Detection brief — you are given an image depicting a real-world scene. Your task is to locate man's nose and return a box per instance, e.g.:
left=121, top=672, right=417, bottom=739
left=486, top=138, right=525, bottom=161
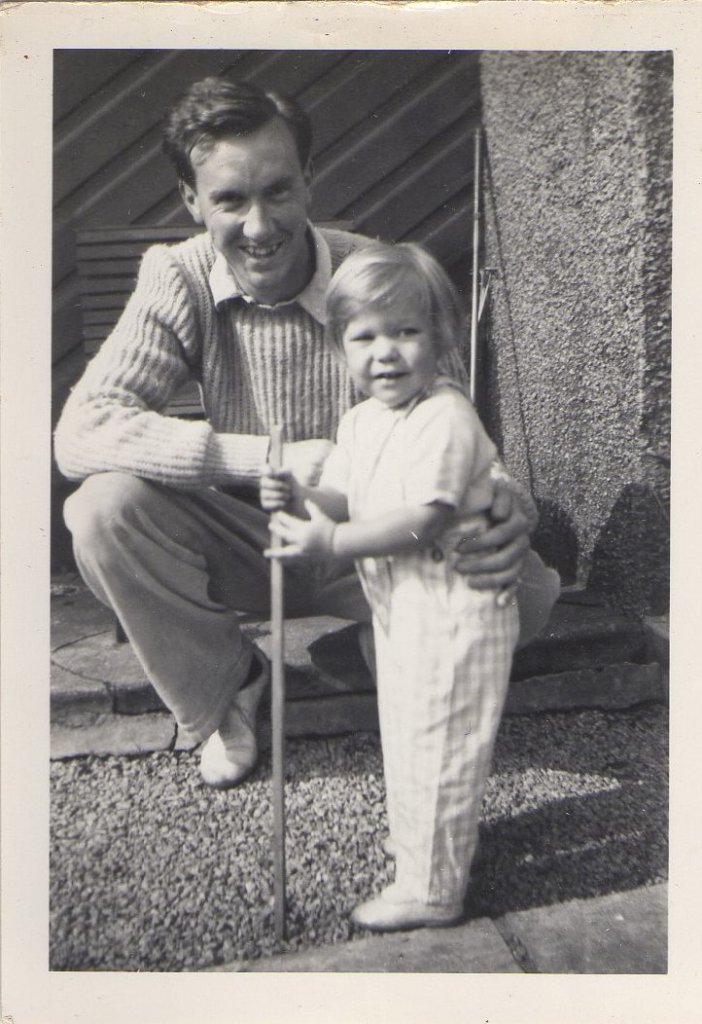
left=242, top=200, right=273, bottom=239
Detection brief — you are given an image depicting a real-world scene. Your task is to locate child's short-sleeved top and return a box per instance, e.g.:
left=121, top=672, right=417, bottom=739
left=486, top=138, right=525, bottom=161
left=320, top=376, right=496, bottom=523
left=320, top=377, right=498, bottom=624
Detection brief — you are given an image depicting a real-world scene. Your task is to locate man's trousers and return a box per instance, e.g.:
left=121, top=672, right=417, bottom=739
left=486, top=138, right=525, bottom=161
left=64, top=472, right=558, bottom=745
left=64, top=472, right=369, bottom=743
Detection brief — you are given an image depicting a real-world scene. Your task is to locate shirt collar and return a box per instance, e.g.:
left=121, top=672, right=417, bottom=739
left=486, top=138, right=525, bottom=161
left=209, top=223, right=331, bottom=324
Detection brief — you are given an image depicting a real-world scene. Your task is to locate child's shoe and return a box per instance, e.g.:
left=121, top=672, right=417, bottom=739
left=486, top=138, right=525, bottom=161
left=382, top=834, right=397, bottom=858
left=199, top=649, right=269, bottom=788
left=351, top=883, right=463, bottom=932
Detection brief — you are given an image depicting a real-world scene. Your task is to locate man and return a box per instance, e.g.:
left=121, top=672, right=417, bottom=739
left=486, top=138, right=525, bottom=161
left=55, top=77, right=557, bottom=790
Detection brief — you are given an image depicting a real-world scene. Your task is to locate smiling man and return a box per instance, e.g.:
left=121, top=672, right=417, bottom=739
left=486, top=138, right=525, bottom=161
left=178, top=114, right=314, bottom=305
left=55, top=77, right=555, bottom=791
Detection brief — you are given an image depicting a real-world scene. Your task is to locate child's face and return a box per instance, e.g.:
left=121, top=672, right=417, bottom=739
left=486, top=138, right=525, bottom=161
left=341, top=301, right=438, bottom=409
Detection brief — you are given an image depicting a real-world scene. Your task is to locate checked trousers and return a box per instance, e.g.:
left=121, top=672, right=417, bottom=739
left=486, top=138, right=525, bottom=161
left=365, top=549, right=520, bottom=906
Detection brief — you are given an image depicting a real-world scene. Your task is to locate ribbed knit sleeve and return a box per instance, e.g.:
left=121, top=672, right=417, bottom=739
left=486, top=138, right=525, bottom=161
left=54, top=241, right=268, bottom=487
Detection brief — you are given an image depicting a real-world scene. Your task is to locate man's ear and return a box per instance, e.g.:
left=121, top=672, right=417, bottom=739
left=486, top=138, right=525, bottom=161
left=179, top=179, right=204, bottom=225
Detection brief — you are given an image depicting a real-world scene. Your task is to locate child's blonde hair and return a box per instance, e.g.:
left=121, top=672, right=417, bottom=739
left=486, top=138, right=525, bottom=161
left=325, top=241, right=467, bottom=356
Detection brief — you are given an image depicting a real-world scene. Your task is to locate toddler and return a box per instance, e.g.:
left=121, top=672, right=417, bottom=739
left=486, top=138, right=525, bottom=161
left=261, top=241, right=520, bottom=931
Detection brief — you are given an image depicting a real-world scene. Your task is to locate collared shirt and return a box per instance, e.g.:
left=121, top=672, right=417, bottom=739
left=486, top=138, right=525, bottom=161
left=208, top=223, right=331, bottom=325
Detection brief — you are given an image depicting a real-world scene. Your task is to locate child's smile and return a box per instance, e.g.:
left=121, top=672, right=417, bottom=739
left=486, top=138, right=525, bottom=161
left=341, top=305, right=438, bottom=409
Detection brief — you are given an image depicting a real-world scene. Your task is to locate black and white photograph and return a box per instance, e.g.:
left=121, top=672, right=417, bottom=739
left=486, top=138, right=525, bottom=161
left=2, top=2, right=700, bottom=1022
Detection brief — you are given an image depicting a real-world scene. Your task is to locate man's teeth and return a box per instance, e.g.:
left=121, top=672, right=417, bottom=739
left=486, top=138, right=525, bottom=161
left=243, top=243, right=281, bottom=258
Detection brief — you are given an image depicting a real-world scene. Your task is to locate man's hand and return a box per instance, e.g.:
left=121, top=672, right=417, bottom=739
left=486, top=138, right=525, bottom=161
left=450, top=481, right=530, bottom=591
left=266, top=500, right=336, bottom=561
left=282, top=439, right=335, bottom=487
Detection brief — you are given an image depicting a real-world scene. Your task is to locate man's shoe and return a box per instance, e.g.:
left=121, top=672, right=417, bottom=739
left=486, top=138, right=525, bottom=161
left=351, top=883, right=463, bottom=932
left=199, top=649, right=270, bottom=789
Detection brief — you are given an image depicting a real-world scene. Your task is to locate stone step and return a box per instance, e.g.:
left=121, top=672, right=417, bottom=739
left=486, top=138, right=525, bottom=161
left=50, top=581, right=667, bottom=760
left=306, top=591, right=656, bottom=690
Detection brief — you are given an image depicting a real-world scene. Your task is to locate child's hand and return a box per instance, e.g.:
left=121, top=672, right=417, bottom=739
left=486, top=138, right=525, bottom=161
left=266, top=500, right=336, bottom=561
left=260, top=466, right=294, bottom=512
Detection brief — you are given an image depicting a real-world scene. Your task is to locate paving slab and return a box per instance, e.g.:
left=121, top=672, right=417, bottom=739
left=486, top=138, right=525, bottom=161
left=644, top=615, right=669, bottom=666
left=50, top=661, right=113, bottom=719
left=308, top=604, right=658, bottom=695
left=504, top=661, right=664, bottom=714
left=512, top=592, right=650, bottom=679
left=52, top=629, right=155, bottom=685
left=259, top=693, right=380, bottom=743
left=51, top=711, right=176, bottom=759
left=644, top=615, right=669, bottom=701
left=52, top=632, right=170, bottom=715
left=169, top=692, right=381, bottom=754
left=50, top=579, right=114, bottom=647
left=497, top=883, right=667, bottom=974
left=208, top=916, right=522, bottom=973
left=249, top=614, right=356, bottom=674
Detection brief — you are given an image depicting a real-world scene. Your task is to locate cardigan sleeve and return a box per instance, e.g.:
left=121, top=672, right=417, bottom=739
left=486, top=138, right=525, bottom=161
left=54, top=244, right=269, bottom=488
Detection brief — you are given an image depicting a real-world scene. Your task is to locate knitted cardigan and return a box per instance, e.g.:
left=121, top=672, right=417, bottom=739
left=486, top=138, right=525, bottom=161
left=54, top=227, right=471, bottom=490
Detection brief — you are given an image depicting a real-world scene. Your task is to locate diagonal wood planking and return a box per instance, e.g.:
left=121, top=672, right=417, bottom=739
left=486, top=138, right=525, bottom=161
left=53, top=50, right=480, bottom=366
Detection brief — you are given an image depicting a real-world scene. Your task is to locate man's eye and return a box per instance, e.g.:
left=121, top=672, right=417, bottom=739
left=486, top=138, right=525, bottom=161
left=218, top=198, right=244, bottom=211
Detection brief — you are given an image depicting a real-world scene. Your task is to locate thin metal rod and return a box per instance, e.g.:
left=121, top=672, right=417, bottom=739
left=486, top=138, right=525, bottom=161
left=269, top=424, right=286, bottom=943
left=470, top=128, right=482, bottom=406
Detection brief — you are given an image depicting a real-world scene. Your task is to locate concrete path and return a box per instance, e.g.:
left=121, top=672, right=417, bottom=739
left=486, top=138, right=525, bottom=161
left=208, top=884, right=667, bottom=974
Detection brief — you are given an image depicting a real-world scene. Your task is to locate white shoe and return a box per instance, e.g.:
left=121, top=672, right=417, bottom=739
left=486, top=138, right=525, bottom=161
left=382, top=834, right=397, bottom=858
left=351, top=883, right=463, bottom=932
left=199, top=649, right=269, bottom=789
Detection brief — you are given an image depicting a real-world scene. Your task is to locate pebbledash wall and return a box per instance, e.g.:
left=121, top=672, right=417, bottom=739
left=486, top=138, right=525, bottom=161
left=478, top=51, right=671, bottom=616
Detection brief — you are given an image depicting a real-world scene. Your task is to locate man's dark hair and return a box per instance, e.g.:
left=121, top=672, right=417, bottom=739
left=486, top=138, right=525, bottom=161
left=162, top=76, right=313, bottom=186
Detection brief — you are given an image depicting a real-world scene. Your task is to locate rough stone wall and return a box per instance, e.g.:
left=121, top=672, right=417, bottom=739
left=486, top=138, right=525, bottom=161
left=479, top=51, right=671, bottom=615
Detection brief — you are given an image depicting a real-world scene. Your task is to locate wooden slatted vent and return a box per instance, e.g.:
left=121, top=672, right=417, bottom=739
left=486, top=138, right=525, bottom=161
left=76, top=225, right=204, bottom=416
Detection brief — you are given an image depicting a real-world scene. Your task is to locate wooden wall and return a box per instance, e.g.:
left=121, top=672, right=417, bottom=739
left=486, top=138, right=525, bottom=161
left=53, top=49, right=481, bottom=367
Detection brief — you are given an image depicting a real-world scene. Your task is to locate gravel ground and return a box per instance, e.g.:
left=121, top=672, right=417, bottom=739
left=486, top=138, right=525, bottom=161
left=50, top=703, right=668, bottom=972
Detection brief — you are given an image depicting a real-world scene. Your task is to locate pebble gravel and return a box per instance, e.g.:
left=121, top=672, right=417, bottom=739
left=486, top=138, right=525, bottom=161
left=50, top=703, right=667, bottom=972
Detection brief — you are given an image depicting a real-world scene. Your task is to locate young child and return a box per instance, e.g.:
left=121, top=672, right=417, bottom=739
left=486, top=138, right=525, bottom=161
left=261, top=241, right=521, bottom=932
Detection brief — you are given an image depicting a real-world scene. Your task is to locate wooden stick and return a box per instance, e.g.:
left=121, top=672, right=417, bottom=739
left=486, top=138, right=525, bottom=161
left=469, top=128, right=482, bottom=406
left=269, top=424, right=286, bottom=944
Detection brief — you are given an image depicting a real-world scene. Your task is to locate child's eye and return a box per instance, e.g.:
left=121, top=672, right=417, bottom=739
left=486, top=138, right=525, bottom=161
left=349, top=332, right=375, bottom=343
left=266, top=183, right=292, bottom=200
left=398, top=326, right=420, bottom=337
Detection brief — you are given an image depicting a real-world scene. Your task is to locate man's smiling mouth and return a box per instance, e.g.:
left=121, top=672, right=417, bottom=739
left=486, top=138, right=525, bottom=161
left=241, top=242, right=283, bottom=260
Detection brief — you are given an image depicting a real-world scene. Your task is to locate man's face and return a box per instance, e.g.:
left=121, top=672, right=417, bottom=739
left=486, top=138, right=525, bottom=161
left=180, top=117, right=313, bottom=305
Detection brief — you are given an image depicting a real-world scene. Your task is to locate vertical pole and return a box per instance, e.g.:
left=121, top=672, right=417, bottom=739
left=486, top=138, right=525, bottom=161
left=269, top=424, right=286, bottom=943
left=470, top=128, right=482, bottom=406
